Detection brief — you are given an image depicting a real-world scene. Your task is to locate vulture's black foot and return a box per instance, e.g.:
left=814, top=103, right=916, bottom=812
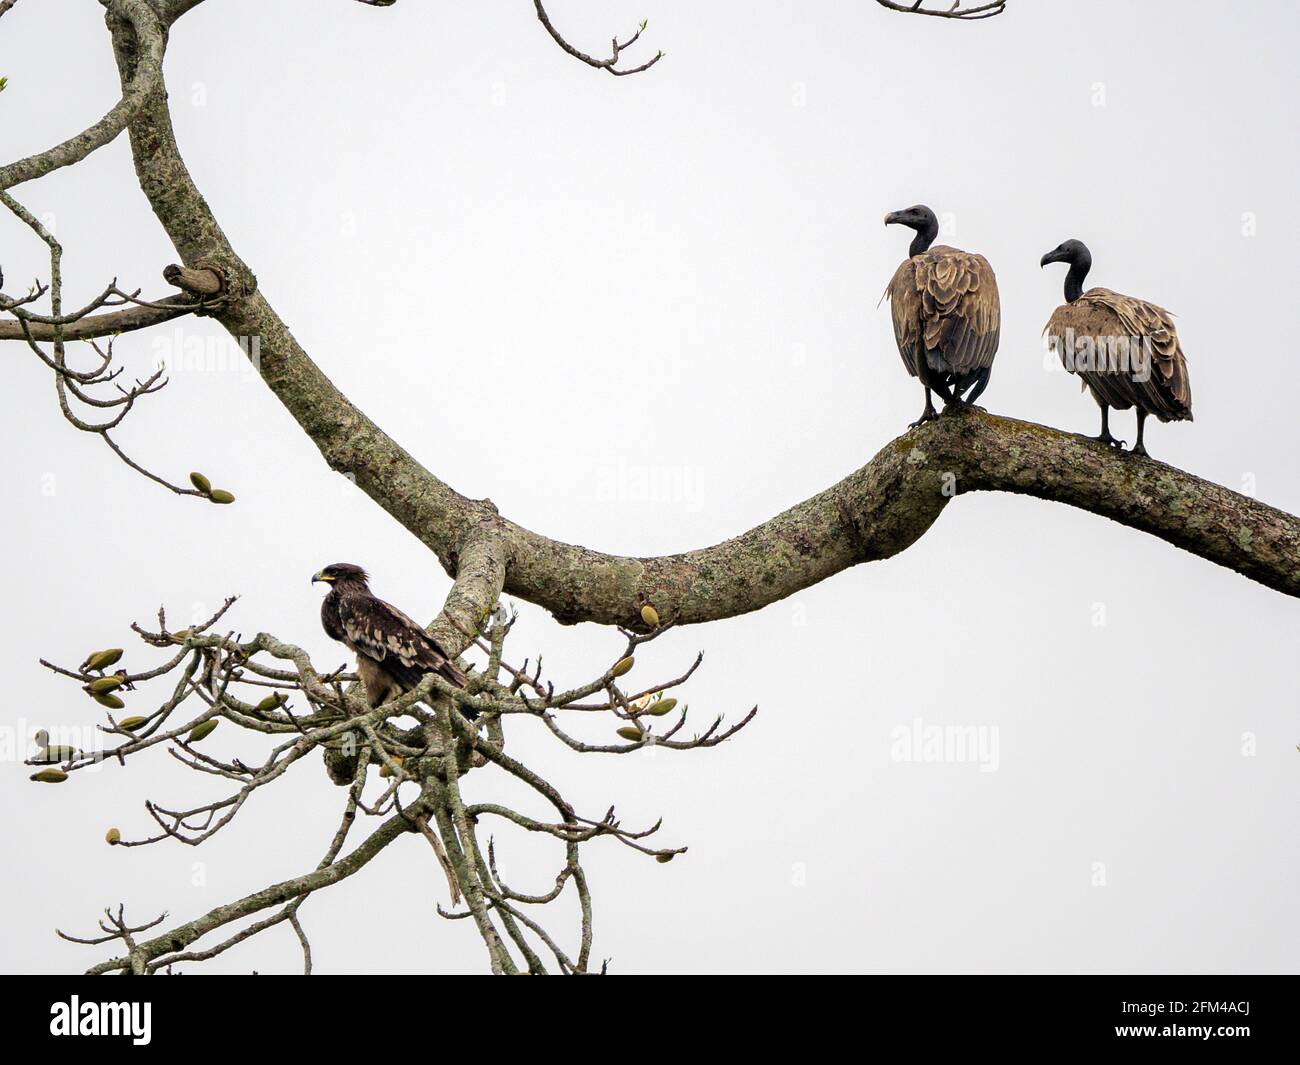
left=909, top=406, right=940, bottom=429
left=1093, top=432, right=1126, bottom=449
left=1130, top=442, right=1149, bottom=458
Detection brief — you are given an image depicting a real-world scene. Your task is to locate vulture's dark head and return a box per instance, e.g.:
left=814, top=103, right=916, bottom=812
left=1040, top=239, right=1091, bottom=270
left=312, top=562, right=370, bottom=588
left=885, top=205, right=939, bottom=256
left=884, top=204, right=937, bottom=233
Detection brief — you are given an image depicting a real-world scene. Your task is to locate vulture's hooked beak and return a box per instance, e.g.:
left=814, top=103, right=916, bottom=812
left=1039, top=251, right=1058, bottom=268
left=884, top=211, right=902, bottom=227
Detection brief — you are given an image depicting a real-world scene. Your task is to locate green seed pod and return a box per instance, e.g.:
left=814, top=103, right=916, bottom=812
left=93, top=692, right=126, bottom=710
left=41, top=745, right=80, bottom=762
left=30, top=769, right=68, bottom=783
left=170, top=628, right=193, bottom=644
left=189, top=471, right=213, bottom=494
left=640, top=604, right=660, bottom=628
left=87, top=676, right=124, bottom=695
left=379, top=756, right=404, bottom=779
left=611, top=656, right=635, bottom=678
left=105, top=828, right=121, bottom=845
left=84, top=649, right=123, bottom=671
left=187, top=720, right=218, bottom=743
left=209, top=489, right=235, bottom=504
left=648, top=697, right=677, bottom=717
left=254, top=692, right=286, bottom=713
left=655, top=852, right=674, bottom=864
left=117, top=716, right=148, bottom=732
left=616, top=726, right=643, bottom=742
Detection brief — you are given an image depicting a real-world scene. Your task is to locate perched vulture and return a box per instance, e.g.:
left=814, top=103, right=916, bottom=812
left=882, top=204, right=1001, bottom=427
left=1040, top=239, right=1192, bottom=457
left=312, top=563, right=473, bottom=715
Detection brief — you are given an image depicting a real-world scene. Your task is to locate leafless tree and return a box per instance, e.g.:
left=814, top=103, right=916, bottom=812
left=5, top=0, right=1297, bottom=974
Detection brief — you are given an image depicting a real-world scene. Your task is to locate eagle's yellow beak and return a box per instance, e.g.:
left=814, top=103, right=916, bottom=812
left=312, top=571, right=334, bottom=584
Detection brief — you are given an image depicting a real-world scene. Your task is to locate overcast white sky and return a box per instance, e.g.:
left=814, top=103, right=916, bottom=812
left=1, top=0, right=1297, bottom=974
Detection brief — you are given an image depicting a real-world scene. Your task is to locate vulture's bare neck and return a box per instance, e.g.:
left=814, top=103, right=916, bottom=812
left=909, top=225, right=938, bottom=257
left=1064, top=257, right=1092, bottom=303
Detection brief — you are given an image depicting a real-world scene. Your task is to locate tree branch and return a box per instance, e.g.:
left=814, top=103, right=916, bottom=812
left=533, top=1, right=663, bottom=76
left=0, top=0, right=164, bottom=192
left=874, top=0, right=1008, bottom=19
left=103, top=19, right=1299, bottom=631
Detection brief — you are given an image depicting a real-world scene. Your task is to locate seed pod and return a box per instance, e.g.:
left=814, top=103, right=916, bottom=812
left=189, top=471, right=212, bottom=494
left=379, top=756, right=405, bottom=779
left=648, top=697, right=677, bottom=717
left=117, top=716, right=148, bottom=732
left=254, top=692, right=286, bottom=713
left=170, top=628, right=193, bottom=644
left=105, top=828, right=121, bottom=845
left=93, top=692, right=126, bottom=710
left=87, top=676, right=124, bottom=695
left=616, top=726, right=643, bottom=742
left=209, top=489, right=235, bottom=504
left=187, top=719, right=218, bottom=743
left=640, top=604, right=660, bottom=628
left=41, top=745, right=80, bottom=762
left=655, top=853, right=674, bottom=864
left=30, top=769, right=68, bottom=783
left=611, top=656, right=635, bottom=678
left=84, top=648, right=123, bottom=671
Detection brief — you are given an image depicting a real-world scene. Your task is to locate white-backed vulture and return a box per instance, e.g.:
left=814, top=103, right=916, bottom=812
left=1040, top=239, right=1192, bottom=457
left=882, top=204, right=1001, bottom=427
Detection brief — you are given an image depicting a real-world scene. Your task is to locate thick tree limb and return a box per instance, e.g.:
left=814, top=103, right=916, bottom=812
left=106, top=19, right=1299, bottom=632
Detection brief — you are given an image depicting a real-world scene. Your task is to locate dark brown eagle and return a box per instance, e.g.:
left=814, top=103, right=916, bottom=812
left=312, top=563, right=472, bottom=714
left=883, top=204, right=1001, bottom=427
left=1041, top=239, right=1192, bottom=457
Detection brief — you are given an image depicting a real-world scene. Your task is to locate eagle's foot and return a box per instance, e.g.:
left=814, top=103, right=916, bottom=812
left=1129, top=442, right=1149, bottom=458
left=1093, top=432, right=1126, bottom=449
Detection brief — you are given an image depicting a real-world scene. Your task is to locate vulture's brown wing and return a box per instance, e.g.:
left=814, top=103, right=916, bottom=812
left=1086, top=288, right=1192, bottom=422
left=337, top=594, right=468, bottom=691
left=884, top=259, right=924, bottom=378
left=888, top=248, right=1000, bottom=377
left=1043, top=297, right=1136, bottom=411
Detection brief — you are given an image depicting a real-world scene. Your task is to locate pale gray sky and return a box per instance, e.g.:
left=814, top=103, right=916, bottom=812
left=1, top=0, right=1297, bottom=974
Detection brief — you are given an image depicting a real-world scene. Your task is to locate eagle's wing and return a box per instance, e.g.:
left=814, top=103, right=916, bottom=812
left=337, top=594, right=468, bottom=691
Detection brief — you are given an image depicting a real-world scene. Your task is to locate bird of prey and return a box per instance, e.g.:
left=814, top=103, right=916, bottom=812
left=1040, top=239, right=1192, bottom=457
left=312, top=563, right=472, bottom=714
left=882, top=204, right=1001, bottom=427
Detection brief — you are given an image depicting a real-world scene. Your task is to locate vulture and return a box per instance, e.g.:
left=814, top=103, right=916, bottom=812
left=1040, top=239, right=1192, bottom=456
left=312, top=563, right=473, bottom=716
left=883, top=204, right=1001, bottom=427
